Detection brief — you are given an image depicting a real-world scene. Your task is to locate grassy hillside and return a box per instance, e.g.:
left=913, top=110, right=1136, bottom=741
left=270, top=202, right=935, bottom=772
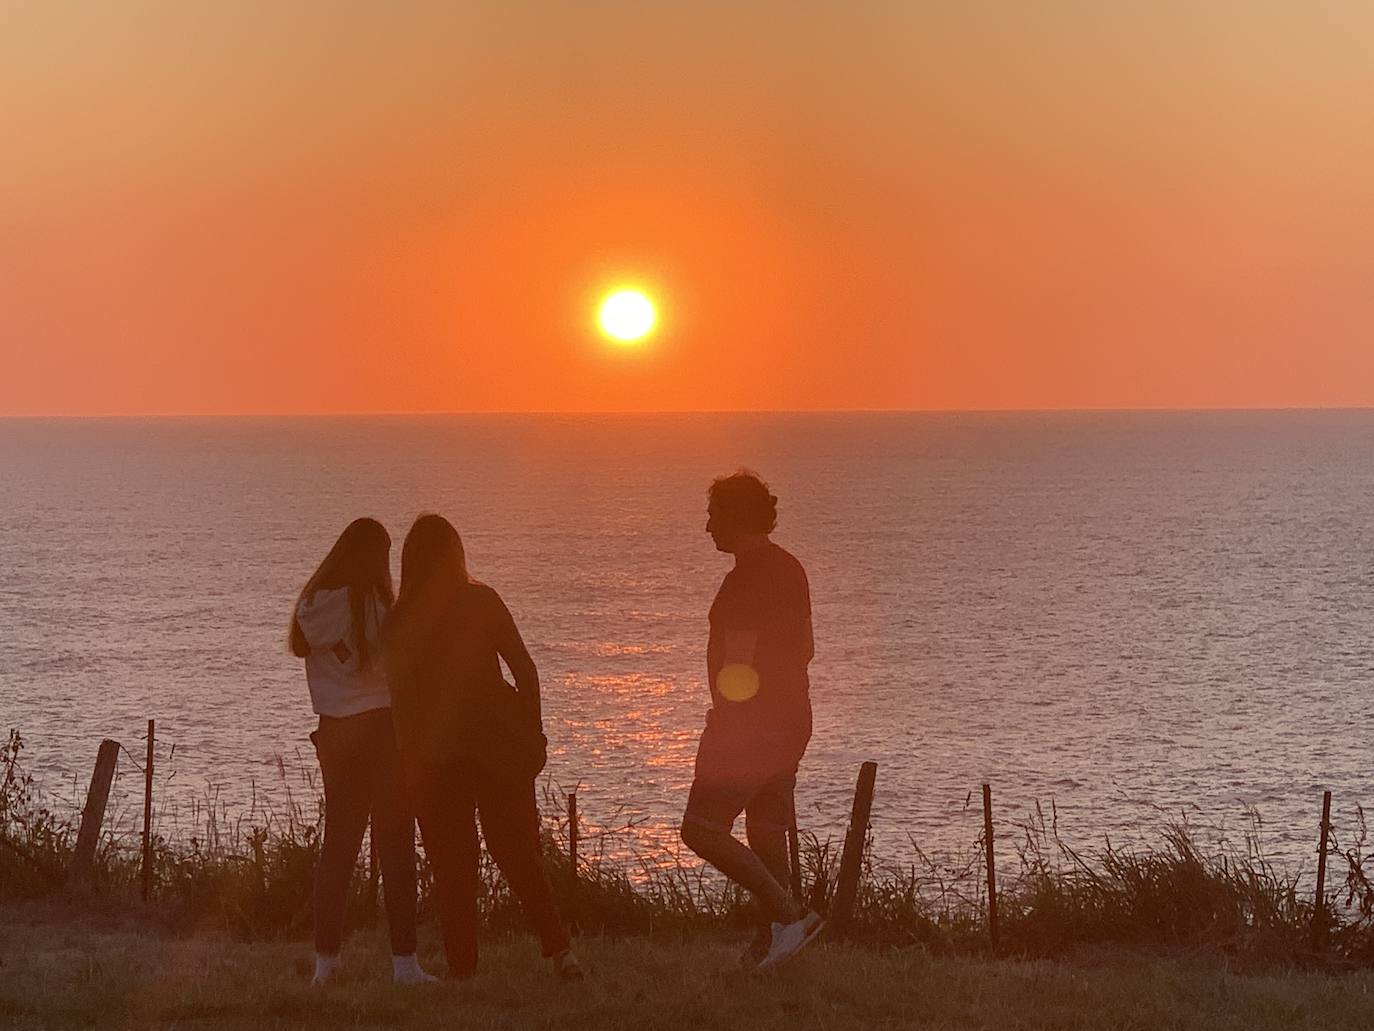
left=3, top=905, right=1374, bottom=1031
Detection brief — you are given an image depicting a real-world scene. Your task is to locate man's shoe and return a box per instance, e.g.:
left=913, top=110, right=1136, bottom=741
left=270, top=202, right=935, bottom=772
left=757, top=910, right=824, bottom=969
left=740, top=925, right=772, bottom=969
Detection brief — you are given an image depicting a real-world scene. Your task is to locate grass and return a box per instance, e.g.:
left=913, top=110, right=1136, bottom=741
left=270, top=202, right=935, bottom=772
left=9, top=728, right=1374, bottom=968
left=4, top=903, right=1374, bottom=1030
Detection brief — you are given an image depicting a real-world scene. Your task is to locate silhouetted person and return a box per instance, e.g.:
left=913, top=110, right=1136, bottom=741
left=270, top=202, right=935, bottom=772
left=382, top=514, right=581, bottom=982
left=289, top=518, right=434, bottom=986
left=680, top=471, right=823, bottom=967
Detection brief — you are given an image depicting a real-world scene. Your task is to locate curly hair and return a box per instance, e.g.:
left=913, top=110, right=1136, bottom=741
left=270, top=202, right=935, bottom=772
left=708, top=470, right=778, bottom=534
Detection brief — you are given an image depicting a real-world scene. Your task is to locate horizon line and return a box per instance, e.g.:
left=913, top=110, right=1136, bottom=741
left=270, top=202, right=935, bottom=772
left=2, top=403, right=1374, bottom=421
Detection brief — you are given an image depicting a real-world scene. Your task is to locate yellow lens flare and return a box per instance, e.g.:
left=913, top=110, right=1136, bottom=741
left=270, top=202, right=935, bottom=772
left=598, top=289, right=657, bottom=343
left=717, top=663, right=760, bottom=703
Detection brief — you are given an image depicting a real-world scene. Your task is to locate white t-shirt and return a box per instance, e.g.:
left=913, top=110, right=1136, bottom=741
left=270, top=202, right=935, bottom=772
left=295, top=586, right=390, bottom=717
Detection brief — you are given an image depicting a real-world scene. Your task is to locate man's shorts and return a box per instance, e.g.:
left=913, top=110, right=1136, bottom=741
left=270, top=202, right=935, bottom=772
left=684, top=719, right=805, bottom=832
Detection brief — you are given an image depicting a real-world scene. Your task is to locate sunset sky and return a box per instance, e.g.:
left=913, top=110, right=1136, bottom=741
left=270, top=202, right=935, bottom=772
left=3, top=2, right=1372, bottom=415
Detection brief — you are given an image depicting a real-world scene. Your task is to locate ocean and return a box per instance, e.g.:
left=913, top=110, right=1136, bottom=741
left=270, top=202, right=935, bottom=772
left=2, top=411, right=1372, bottom=870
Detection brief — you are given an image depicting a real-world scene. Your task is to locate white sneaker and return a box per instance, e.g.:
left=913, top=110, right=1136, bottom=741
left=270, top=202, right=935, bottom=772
left=757, top=910, right=824, bottom=969
left=311, top=953, right=342, bottom=987
left=392, top=954, right=439, bottom=985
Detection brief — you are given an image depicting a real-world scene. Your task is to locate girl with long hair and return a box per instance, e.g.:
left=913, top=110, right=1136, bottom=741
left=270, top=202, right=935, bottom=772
left=289, top=517, right=434, bottom=986
left=382, top=513, right=580, bottom=981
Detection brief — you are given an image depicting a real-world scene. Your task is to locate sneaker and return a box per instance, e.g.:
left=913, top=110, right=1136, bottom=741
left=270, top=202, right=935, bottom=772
left=551, top=950, right=585, bottom=982
left=740, top=925, right=772, bottom=969
left=757, top=910, right=824, bottom=969
left=311, top=953, right=342, bottom=987
left=392, top=954, right=439, bottom=985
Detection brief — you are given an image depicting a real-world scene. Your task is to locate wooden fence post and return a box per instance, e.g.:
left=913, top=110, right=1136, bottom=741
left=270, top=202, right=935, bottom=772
left=1311, top=789, right=1332, bottom=952
left=141, top=720, right=154, bottom=901
left=71, top=739, right=120, bottom=885
left=983, top=783, right=999, bottom=952
left=830, top=761, right=878, bottom=936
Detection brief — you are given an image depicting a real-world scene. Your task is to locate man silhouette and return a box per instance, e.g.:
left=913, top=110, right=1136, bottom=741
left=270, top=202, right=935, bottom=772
left=680, top=470, right=822, bottom=967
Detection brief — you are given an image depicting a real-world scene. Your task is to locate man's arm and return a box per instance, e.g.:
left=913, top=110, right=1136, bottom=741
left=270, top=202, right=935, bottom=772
left=717, top=628, right=758, bottom=668
left=714, top=627, right=761, bottom=703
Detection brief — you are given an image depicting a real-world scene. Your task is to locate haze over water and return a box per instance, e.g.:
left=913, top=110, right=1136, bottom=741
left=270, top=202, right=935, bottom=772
left=3, top=412, right=1372, bottom=870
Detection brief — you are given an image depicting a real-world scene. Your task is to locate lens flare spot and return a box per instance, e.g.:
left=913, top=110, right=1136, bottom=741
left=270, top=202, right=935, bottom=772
left=717, top=663, right=760, bottom=703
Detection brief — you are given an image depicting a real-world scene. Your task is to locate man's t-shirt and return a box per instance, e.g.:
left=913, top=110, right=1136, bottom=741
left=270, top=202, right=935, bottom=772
left=707, top=541, right=814, bottom=745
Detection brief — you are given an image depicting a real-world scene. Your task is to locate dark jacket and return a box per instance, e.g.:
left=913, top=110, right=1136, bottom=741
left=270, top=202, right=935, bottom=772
left=383, top=580, right=543, bottom=774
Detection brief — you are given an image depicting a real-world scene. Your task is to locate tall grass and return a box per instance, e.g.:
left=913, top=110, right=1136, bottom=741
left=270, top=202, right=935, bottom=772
left=5, top=728, right=1374, bottom=965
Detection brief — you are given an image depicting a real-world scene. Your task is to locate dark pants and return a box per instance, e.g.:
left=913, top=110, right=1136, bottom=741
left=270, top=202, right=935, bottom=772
left=311, top=708, right=418, bottom=956
left=411, top=758, right=569, bottom=978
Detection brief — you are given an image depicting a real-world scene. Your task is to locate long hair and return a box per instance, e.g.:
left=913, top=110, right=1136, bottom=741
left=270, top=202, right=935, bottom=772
left=396, top=513, right=470, bottom=608
left=288, top=517, right=394, bottom=671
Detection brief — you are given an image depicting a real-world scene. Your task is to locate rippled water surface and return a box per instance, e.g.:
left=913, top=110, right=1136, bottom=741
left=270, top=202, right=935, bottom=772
left=3, top=412, right=1373, bottom=869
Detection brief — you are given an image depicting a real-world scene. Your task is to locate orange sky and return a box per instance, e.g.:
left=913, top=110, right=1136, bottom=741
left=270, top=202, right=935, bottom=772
left=3, top=2, right=1372, bottom=415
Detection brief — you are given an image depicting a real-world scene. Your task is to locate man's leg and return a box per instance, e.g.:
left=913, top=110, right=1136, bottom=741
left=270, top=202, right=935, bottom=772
left=743, top=818, right=791, bottom=894
left=744, top=767, right=798, bottom=893
left=741, top=767, right=801, bottom=956
left=680, top=781, right=800, bottom=926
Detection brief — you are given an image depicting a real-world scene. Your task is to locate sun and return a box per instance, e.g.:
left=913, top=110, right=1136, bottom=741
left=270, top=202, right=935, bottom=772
left=598, top=289, right=657, bottom=343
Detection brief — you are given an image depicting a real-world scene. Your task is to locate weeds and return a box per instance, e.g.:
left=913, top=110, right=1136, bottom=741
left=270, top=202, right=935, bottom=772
left=5, top=728, right=1374, bottom=966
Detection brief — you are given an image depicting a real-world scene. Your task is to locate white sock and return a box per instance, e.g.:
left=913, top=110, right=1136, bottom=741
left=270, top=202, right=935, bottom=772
left=392, top=954, right=438, bottom=985
left=312, top=953, right=342, bottom=985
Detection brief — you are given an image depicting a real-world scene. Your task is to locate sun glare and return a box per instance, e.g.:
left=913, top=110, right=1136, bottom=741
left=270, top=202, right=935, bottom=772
left=598, top=289, right=657, bottom=343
